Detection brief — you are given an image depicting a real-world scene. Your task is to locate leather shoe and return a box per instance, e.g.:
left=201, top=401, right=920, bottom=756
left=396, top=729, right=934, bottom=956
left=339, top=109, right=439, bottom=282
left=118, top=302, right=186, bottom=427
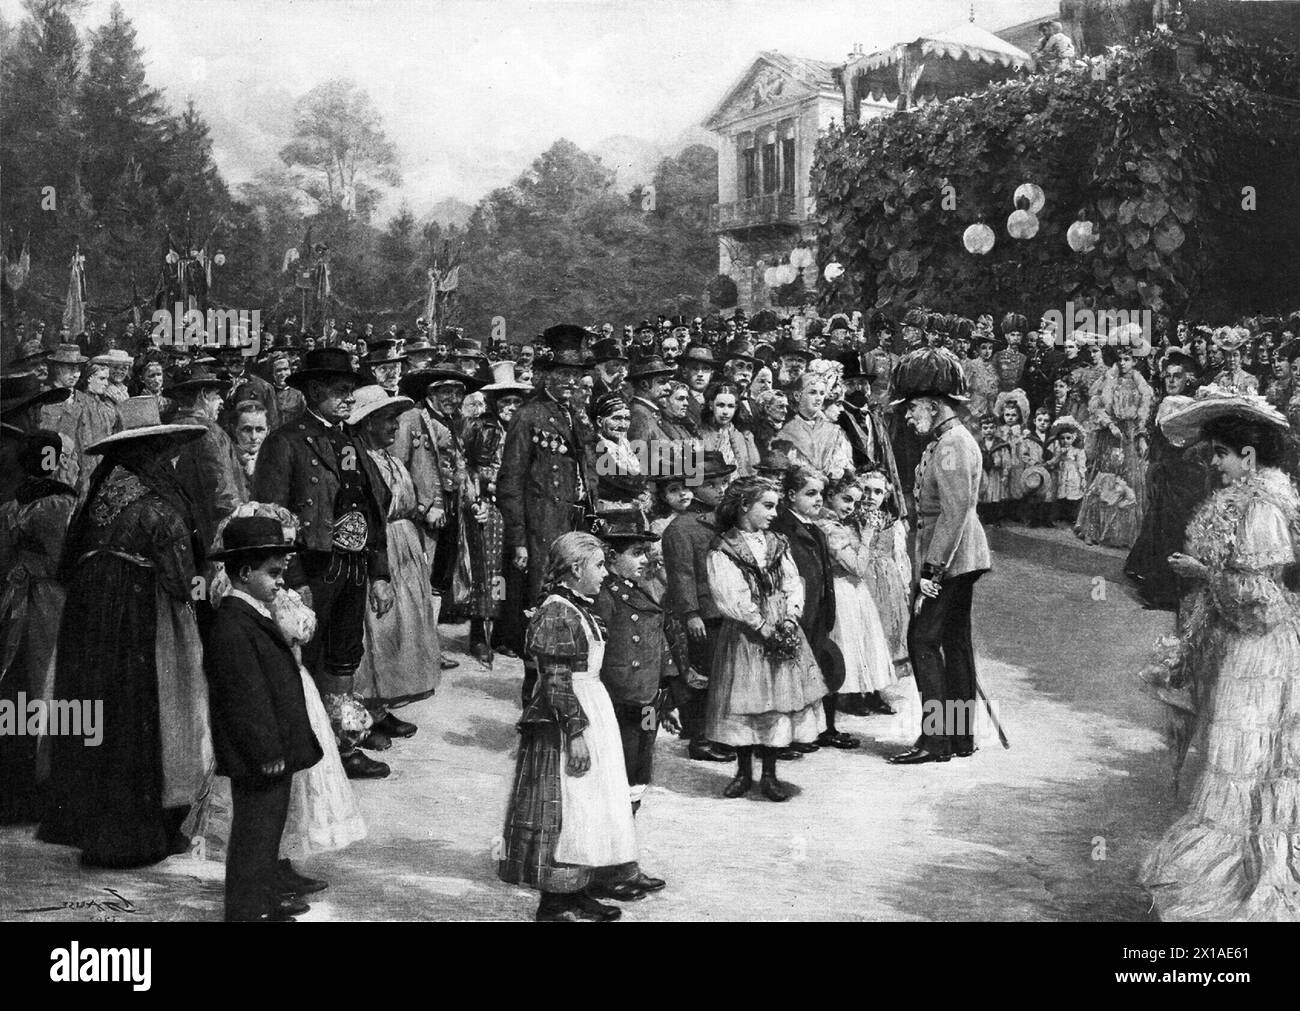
left=887, top=748, right=951, bottom=765
left=722, top=772, right=753, bottom=798
left=817, top=730, right=861, bottom=750
left=496, top=645, right=520, bottom=659
left=759, top=775, right=791, bottom=802
left=787, top=741, right=819, bottom=753
left=440, top=658, right=459, bottom=670
left=688, top=741, right=733, bottom=762
left=377, top=712, right=417, bottom=738
left=471, top=643, right=492, bottom=664
left=587, top=880, right=647, bottom=902
left=278, top=896, right=310, bottom=917
left=258, top=911, right=296, bottom=923
left=774, top=747, right=804, bottom=761
left=954, top=745, right=979, bottom=758
left=277, top=860, right=328, bottom=896
left=341, top=750, right=390, bottom=779
left=629, top=871, right=665, bottom=892
left=359, top=728, right=392, bottom=751
left=573, top=892, right=622, bottom=921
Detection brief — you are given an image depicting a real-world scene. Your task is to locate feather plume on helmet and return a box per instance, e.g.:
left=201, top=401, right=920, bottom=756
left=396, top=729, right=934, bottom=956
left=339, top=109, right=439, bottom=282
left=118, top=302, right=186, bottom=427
left=889, top=346, right=971, bottom=407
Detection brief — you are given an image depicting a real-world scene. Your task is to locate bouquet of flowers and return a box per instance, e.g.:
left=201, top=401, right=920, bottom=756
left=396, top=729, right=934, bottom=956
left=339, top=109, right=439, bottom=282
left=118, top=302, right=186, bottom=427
left=1136, top=634, right=1192, bottom=713
left=764, top=618, right=803, bottom=661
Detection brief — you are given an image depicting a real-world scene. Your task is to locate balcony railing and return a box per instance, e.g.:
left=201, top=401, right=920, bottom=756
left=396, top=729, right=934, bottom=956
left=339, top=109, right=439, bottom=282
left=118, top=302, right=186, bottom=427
left=711, top=192, right=806, bottom=231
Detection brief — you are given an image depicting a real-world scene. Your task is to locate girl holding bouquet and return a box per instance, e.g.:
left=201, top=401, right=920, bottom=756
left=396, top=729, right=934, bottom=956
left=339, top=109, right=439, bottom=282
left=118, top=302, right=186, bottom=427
left=705, top=476, right=826, bottom=802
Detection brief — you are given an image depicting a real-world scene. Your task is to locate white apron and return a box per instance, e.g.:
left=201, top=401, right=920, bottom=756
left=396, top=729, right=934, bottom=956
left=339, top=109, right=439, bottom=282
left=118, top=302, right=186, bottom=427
left=551, top=596, right=639, bottom=868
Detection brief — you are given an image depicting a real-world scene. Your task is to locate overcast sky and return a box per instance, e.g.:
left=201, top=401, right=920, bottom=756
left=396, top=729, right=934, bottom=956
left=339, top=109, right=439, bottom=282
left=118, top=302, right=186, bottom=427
left=4, top=0, right=1053, bottom=212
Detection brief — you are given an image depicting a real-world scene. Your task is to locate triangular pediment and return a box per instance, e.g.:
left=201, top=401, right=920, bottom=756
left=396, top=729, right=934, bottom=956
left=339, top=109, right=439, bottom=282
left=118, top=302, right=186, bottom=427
left=702, top=52, right=837, bottom=131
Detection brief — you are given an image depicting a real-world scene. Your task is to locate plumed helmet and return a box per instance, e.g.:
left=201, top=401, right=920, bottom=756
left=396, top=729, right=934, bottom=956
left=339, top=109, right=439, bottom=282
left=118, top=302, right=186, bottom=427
left=889, top=346, right=971, bottom=406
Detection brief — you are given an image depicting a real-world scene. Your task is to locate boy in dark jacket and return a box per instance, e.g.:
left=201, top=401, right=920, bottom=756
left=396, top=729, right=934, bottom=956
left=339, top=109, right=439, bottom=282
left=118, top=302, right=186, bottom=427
left=206, top=517, right=323, bottom=922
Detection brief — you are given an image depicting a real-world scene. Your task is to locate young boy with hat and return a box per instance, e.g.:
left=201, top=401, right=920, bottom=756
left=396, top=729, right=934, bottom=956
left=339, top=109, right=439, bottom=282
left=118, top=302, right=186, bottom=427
left=589, top=510, right=674, bottom=901
left=206, top=517, right=323, bottom=921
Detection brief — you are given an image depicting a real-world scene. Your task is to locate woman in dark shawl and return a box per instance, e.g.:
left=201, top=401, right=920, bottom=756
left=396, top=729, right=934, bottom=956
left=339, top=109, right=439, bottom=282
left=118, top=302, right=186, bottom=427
left=39, top=397, right=213, bottom=867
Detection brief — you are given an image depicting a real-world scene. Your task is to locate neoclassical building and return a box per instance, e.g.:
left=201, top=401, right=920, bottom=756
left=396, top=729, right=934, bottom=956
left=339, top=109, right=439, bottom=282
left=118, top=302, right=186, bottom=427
left=703, top=13, right=1057, bottom=315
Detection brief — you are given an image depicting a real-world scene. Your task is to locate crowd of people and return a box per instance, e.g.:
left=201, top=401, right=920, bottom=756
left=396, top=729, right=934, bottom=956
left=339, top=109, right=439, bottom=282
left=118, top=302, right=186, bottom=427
left=1, top=300, right=1298, bottom=922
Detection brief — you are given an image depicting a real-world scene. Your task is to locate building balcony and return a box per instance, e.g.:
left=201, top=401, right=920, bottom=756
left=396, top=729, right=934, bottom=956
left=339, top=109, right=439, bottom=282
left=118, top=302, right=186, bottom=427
left=711, top=192, right=809, bottom=231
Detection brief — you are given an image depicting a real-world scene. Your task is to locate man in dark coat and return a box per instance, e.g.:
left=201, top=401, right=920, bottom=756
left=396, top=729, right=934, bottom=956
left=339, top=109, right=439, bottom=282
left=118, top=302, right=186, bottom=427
left=206, top=518, right=322, bottom=922
left=771, top=468, right=855, bottom=751
left=497, top=325, right=596, bottom=704
left=252, top=348, right=394, bottom=779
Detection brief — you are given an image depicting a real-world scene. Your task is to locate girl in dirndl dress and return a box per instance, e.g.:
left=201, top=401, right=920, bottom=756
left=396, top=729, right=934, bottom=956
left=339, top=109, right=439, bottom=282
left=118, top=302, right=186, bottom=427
left=705, top=476, right=826, bottom=802
left=498, top=532, right=639, bottom=922
left=859, top=468, right=913, bottom=684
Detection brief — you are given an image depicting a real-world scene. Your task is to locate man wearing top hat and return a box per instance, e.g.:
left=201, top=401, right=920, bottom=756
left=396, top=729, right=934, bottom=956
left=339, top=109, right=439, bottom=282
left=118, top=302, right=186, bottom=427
left=169, top=364, right=246, bottom=554
left=888, top=347, right=991, bottom=765
left=588, top=337, right=630, bottom=421
left=497, top=324, right=596, bottom=704
left=252, top=348, right=395, bottom=779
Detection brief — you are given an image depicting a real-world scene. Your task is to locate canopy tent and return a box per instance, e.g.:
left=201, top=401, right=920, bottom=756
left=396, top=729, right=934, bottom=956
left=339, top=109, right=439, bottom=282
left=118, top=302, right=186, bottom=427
left=843, top=19, right=1034, bottom=116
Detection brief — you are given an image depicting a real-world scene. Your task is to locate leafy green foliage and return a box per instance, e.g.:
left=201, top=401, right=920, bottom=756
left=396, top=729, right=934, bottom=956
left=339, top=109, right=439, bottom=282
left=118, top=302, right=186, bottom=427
left=811, top=31, right=1300, bottom=321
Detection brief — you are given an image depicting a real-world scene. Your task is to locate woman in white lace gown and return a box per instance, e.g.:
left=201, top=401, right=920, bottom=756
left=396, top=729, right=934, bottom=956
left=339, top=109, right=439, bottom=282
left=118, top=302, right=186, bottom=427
left=1140, top=397, right=1300, bottom=921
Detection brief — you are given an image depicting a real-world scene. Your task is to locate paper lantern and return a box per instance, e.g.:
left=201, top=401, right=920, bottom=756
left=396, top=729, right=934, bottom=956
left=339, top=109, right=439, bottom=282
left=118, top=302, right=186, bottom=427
left=1066, top=219, right=1097, bottom=253
left=776, top=263, right=798, bottom=286
left=165, top=249, right=180, bottom=265
left=1014, top=183, right=1045, bottom=214
left=763, top=266, right=781, bottom=287
left=789, top=246, right=813, bottom=269
left=1007, top=209, right=1039, bottom=240
left=963, top=222, right=995, bottom=254
left=213, top=252, right=227, bottom=267
left=823, top=261, right=845, bottom=282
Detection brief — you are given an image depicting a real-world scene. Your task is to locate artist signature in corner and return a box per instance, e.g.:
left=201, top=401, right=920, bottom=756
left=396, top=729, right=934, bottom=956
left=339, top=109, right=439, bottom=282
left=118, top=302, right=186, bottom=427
left=16, top=887, right=138, bottom=917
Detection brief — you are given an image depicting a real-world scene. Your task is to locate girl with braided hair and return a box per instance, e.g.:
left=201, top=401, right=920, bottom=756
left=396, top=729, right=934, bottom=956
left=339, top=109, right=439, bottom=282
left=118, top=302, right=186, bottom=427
left=498, top=532, right=639, bottom=921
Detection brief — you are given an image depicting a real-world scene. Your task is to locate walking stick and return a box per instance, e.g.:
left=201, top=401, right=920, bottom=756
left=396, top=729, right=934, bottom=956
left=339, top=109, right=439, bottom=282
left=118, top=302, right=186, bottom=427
left=975, top=677, right=1010, bottom=749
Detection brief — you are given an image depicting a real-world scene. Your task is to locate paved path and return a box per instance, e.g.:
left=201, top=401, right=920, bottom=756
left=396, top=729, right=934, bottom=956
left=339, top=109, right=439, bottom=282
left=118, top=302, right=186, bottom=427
left=0, top=537, right=1182, bottom=921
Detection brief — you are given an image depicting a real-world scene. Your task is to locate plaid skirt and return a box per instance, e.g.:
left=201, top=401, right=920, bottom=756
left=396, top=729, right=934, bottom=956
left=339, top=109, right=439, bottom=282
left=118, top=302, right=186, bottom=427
left=497, top=719, right=592, bottom=894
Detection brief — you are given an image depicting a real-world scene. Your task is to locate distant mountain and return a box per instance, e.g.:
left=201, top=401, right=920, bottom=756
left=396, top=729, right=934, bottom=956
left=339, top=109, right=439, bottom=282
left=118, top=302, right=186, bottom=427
left=592, top=128, right=717, bottom=190
left=424, top=197, right=475, bottom=229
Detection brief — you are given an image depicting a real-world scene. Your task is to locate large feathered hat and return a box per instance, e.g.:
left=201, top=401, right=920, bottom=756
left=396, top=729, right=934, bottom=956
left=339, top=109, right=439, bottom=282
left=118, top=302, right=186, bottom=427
left=1158, top=385, right=1288, bottom=448
left=889, top=346, right=971, bottom=406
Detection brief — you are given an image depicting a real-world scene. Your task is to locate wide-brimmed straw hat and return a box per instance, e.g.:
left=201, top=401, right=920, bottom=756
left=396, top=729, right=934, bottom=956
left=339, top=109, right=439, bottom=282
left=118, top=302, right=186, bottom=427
left=1158, top=385, right=1288, bottom=448
left=346, top=385, right=414, bottom=426
left=85, top=396, right=206, bottom=454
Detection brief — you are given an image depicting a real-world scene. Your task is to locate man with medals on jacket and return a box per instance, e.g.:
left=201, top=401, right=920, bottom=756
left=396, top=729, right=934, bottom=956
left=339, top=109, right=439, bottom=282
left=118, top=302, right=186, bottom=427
left=497, top=324, right=597, bottom=705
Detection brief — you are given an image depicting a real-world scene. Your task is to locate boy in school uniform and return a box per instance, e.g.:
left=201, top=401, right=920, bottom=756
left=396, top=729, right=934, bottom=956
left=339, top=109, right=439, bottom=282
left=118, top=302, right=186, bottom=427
left=206, top=517, right=323, bottom=922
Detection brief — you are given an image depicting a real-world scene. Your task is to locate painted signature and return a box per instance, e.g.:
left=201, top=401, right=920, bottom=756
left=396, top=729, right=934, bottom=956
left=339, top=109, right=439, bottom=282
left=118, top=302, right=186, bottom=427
left=17, top=887, right=138, bottom=916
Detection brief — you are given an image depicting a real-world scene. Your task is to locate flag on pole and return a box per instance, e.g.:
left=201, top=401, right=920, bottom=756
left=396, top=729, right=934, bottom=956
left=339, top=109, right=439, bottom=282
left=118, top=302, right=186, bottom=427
left=63, top=250, right=86, bottom=336
left=131, top=277, right=142, bottom=328
left=438, top=265, right=460, bottom=292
